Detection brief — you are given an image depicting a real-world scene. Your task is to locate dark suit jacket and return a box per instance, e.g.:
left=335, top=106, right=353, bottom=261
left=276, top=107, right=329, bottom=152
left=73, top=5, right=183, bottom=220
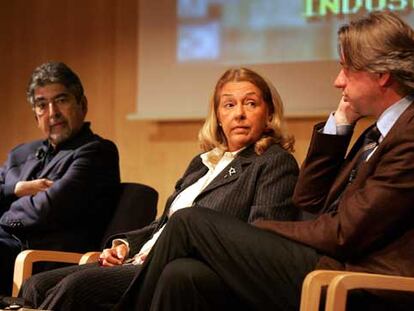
left=110, top=144, right=299, bottom=256
left=255, top=103, right=414, bottom=277
left=0, top=123, right=120, bottom=253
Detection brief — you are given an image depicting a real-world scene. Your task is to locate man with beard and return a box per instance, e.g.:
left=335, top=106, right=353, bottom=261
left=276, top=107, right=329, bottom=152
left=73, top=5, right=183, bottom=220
left=0, top=62, right=120, bottom=296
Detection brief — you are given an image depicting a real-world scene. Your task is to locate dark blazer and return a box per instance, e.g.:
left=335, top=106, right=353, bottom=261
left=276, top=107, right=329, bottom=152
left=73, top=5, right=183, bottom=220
left=111, top=143, right=299, bottom=256
left=255, top=103, right=414, bottom=277
left=0, top=123, right=120, bottom=253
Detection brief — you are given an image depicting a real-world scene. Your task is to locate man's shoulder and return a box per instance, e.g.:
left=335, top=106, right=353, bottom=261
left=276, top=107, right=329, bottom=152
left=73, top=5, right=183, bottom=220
left=69, top=129, right=118, bottom=154
left=9, top=140, right=43, bottom=157
left=11, top=140, right=43, bottom=152
left=3, top=140, right=44, bottom=167
left=78, top=134, right=119, bottom=154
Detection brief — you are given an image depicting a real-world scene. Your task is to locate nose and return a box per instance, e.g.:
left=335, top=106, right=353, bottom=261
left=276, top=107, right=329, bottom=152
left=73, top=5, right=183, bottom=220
left=234, top=103, right=246, bottom=119
left=334, top=69, right=346, bottom=89
left=47, top=102, right=61, bottom=118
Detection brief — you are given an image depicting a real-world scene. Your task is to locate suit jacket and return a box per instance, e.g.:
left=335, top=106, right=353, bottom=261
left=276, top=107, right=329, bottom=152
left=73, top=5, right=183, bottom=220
left=255, top=103, right=414, bottom=277
left=110, top=144, right=299, bottom=256
left=0, top=123, right=120, bottom=253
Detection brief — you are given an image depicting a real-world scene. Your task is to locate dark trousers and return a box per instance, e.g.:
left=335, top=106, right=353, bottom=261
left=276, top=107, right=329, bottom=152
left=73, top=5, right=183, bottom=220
left=21, top=262, right=139, bottom=311
left=152, top=258, right=248, bottom=311
left=116, top=207, right=320, bottom=311
left=0, top=226, right=22, bottom=296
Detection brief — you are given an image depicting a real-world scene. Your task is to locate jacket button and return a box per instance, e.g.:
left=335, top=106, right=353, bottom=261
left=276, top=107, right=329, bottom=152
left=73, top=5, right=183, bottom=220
left=9, top=221, right=23, bottom=228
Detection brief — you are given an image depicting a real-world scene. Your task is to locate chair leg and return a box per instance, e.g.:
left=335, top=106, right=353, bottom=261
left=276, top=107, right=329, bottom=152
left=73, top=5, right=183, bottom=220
left=300, top=270, right=347, bottom=311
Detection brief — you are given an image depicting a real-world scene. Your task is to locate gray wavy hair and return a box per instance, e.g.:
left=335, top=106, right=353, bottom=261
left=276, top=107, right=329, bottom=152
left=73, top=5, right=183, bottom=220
left=27, top=62, right=84, bottom=105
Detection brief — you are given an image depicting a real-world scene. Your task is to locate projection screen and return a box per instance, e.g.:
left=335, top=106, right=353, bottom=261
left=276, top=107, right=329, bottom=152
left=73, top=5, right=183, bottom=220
left=129, top=0, right=414, bottom=120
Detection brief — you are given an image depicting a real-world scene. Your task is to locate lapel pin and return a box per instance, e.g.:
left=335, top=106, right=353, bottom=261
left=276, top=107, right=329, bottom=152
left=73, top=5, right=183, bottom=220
left=228, top=167, right=236, bottom=176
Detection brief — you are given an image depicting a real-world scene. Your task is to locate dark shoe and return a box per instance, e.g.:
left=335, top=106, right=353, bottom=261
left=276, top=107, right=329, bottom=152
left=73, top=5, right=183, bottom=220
left=0, top=296, right=30, bottom=309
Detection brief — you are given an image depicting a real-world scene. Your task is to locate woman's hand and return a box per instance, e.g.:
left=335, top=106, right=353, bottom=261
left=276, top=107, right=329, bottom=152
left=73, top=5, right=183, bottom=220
left=99, top=244, right=128, bottom=267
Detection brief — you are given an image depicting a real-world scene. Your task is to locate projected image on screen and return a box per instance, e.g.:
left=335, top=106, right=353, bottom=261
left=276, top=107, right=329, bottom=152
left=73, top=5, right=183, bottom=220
left=132, top=0, right=414, bottom=120
left=177, top=0, right=414, bottom=64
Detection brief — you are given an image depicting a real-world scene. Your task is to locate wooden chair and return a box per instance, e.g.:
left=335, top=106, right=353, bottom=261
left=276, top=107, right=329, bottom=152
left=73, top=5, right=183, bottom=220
left=300, top=270, right=414, bottom=311
left=12, top=182, right=158, bottom=296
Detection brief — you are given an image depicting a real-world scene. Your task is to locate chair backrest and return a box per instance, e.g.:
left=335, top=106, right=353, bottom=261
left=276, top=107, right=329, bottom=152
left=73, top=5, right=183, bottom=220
left=100, top=182, right=158, bottom=246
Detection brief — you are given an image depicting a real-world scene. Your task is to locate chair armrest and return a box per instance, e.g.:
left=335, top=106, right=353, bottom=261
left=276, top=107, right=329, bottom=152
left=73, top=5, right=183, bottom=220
left=79, top=251, right=101, bottom=265
left=12, top=250, right=83, bottom=297
left=300, top=270, right=348, bottom=311
left=325, top=272, right=414, bottom=311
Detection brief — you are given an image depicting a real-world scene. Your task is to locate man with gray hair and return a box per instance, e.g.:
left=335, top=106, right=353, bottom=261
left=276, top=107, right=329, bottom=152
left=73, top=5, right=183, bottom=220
left=0, top=62, right=120, bottom=296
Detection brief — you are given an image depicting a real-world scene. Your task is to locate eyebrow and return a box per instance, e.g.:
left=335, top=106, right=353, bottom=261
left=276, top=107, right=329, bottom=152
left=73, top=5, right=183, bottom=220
left=221, top=91, right=258, bottom=97
left=34, top=92, right=70, bottom=101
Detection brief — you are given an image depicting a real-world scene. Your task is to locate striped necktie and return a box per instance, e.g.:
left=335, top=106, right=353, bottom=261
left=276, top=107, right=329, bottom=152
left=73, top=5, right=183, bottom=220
left=325, top=124, right=381, bottom=212
left=349, top=124, right=381, bottom=183
left=357, top=124, right=381, bottom=164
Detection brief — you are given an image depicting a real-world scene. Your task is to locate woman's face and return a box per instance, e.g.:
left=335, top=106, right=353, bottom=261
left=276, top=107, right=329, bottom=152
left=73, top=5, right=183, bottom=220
left=217, top=81, right=270, bottom=151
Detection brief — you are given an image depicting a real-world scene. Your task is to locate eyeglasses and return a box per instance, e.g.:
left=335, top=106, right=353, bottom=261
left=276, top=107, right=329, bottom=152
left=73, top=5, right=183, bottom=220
left=32, top=94, right=73, bottom=116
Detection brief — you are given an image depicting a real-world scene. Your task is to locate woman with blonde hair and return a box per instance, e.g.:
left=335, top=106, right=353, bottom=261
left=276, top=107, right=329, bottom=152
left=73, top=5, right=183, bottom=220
left=199, top=67, right=294, bottom=159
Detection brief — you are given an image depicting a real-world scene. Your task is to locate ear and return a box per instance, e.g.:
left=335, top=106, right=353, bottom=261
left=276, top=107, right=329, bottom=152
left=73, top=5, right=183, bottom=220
left=216, top=112, right=222, bottom=126
left=80, top=96, right=88, bottom=115
left=378, top=72, right=391, bottom=87
left=33, top=112, right=40, bottom=125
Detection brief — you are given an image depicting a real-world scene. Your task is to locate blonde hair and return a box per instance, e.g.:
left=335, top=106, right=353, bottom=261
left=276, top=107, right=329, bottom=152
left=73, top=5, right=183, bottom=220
left=338, top=11, right=414, bottom=94
left=198, top=68, right=294, bottom=160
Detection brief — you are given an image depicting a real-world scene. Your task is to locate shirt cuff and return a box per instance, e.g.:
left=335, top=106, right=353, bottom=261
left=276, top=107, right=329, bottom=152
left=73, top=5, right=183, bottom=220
left=111, top=238, right=130, bottom=256
left=322, top=112, right=354, bottom=135
left=4, top=183, right=17, bottom=198
left=336, top=124, right=353, bottom=136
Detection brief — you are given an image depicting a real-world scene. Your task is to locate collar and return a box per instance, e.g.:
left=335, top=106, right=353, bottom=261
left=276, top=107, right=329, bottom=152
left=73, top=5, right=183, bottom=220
left=377, top=95, right=414, bottom=139
left=200, top=147, right=246, bottom=171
